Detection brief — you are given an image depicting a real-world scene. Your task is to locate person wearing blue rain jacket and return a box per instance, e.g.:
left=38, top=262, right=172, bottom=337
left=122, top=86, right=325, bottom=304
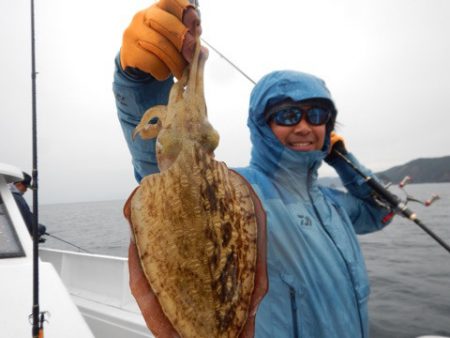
left=113, top=1, right=393, bottom=337
left=234, top=71, right=392, bottom=338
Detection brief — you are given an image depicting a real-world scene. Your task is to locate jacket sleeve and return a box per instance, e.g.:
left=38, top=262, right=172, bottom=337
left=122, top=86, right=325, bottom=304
left=112, top=52, right=174, bottom=182
left=326, top=152, right=394, bottom=234
left=12, top=193, right=34, bottom=234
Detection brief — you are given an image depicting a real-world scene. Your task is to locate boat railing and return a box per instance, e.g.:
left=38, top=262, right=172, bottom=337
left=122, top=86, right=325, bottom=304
left=39, top=247, right=139, bottom=313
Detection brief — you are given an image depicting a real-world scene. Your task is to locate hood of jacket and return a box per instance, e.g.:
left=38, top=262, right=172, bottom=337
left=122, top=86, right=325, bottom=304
left=247, top=70, right=338, bottom=185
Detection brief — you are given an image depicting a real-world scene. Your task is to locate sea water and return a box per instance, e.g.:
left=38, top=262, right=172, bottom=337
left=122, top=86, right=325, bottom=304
left=40, top=183, right=450, bottom=338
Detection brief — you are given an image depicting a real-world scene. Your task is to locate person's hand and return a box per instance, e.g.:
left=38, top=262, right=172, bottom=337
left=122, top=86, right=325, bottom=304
left=120, top=0, right=202, bottom=80
left=38, top=224, right=47, bottom=236
left=325, top=132, right=347, bottom=163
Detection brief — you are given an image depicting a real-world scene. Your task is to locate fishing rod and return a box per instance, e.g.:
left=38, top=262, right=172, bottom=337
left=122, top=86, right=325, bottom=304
left=196, top=5, right=450, bottom=256
left=44, top=232, right=92, bottom=253
left=29, top=0, right=46, bottom=336
left=333, top=149, right=450, bottom=255
left=198, top=17, right=450, bottom=254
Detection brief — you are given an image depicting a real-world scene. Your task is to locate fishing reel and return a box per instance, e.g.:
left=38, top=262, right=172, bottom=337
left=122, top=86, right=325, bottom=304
left=399, top=176, right=440, bottom=206
left=376, top=175, right=440, bottom=210
left=29, top=310, right=50, bottom=335
left=333, top=149, right=449, bottom=253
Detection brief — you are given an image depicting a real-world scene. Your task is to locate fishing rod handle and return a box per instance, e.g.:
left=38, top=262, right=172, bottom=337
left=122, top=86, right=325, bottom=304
left=333, top=150, right=450, bottom=254
left=365, top=176, right=416, bottom=220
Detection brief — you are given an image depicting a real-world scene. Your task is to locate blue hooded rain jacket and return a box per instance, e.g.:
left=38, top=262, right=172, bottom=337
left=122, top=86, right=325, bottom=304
left=113, top=58, right=392, bottom=338
left=237, top=71, right=392, bottom=338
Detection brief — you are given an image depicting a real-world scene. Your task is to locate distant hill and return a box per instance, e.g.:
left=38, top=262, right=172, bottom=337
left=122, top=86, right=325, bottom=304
left=376, top=156, right=450, bottom=184
left=319, top=155, right=450, bottom=186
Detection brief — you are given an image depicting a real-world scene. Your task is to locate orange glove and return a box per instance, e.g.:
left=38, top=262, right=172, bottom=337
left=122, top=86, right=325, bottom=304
left=329, top=132, right=346, bottom=151
left=325, top=132, right=347, bottom=163
left=120, top=0, right=199, bottom=80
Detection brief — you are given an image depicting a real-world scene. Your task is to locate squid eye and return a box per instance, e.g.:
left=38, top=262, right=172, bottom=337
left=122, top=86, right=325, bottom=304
left=149, top=117, right=159, bottom=125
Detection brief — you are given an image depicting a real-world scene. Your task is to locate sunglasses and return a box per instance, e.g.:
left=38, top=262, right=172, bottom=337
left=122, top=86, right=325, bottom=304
left=267, top=105, right=331, bottom=126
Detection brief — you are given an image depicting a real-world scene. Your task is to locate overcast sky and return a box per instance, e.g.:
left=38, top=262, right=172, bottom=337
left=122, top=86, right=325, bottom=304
left=1, top=0, right=449, bottom=204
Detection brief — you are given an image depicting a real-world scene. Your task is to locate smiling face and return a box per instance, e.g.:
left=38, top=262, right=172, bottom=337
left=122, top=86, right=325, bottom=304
left=268, top=102, right=327, bottom=152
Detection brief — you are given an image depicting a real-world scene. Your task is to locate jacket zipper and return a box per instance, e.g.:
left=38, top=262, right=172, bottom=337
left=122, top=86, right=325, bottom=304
left=307, top=170, right=365, bottom=337
left=289, top=286, right=300, bottom=338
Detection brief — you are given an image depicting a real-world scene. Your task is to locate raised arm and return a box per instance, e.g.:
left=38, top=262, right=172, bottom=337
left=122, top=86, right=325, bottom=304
left=117, top=2, right=203, bottom=335
left=325, top=133, right=394, bottom=234
left=113, top=0, right=201, bottom=182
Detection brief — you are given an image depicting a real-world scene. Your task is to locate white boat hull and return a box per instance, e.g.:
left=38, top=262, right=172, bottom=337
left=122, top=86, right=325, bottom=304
left=39, top=248, right=154, bottom=338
